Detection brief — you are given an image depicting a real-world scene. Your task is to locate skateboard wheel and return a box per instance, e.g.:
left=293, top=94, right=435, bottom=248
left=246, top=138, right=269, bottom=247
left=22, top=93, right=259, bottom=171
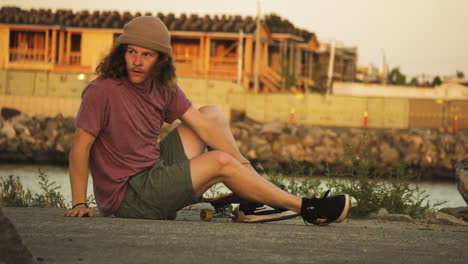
left=200, top=209, right=214, bottom=221
left=232, top=210, right=246, bottom=223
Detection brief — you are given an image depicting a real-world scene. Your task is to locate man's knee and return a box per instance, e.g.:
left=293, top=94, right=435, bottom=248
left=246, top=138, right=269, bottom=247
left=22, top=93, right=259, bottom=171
left=209, top=150, right=236, bottom=172
left=199, top=105, right=225, bottom=125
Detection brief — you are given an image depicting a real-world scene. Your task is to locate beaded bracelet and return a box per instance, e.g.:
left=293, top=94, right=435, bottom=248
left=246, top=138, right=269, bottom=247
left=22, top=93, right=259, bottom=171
left=72, top=203, right=89, bottom=209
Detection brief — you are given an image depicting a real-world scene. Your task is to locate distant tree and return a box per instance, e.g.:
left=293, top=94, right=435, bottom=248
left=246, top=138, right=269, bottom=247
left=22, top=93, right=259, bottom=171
left=387, top=67, right=407, bottom=86
left=456, top=71, right=465, bottom=78
left=409, top=77, right=419, bottom=86
left=432, top=76, right=442, bottom=86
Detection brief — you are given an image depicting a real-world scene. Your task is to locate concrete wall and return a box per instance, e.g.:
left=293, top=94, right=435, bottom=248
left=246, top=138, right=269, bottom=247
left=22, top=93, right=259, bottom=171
left=0, top=70, right=466, bottom=130
left=0, top=95, right=81, bottom=117
left=1, top=71, right=94, bottom=97
left=226, top=93, right=408, bottom=129
left=334, top=81, right=468, bottom=100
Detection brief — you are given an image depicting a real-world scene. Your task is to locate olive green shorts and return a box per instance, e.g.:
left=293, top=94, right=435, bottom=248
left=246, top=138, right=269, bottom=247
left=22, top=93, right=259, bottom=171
left=114, top=128, right=199, bottom=220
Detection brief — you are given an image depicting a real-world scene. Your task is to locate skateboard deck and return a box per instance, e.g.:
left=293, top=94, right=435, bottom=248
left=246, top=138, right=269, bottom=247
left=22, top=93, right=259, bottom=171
left=200, top=193, right=299, bottom=223
left=233, top=210, right=299, bottom=223
left=200, top=193, right=248, bottom=221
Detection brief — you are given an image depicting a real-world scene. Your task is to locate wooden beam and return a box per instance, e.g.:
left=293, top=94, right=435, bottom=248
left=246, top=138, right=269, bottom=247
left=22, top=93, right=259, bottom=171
left=204, top=36, right=211, bottom=74
left=244, top=37, right=253, bottom=75
left=58, top=31, right=64, bottom=64
left=171, top=31, right=253, bottom=39
left=237, top=31, right=244, bottom=85
left=271, top=33, right=304, bottom=42
left=199, top=36, right=204, bottom=74
left=51, top=29, right=56, bottom=64
left=45, top=29, right=49, bottom=63
left=288, top=42, right=294, bottom=77
left=261, top=41, right=268, bottom=69
left=219, top=40, right=239, bottom=58
left=66, top=32, right=71, bottom=64
left=296, top=46, right=302, bottom=78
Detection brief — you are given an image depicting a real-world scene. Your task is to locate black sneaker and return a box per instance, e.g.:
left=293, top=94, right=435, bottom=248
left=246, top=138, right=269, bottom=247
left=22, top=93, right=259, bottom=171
left=235, top=202, right=298, bottom=223
left=239, top=202, right=287, bottom=215
left=300, top=190, right=351, bottom=226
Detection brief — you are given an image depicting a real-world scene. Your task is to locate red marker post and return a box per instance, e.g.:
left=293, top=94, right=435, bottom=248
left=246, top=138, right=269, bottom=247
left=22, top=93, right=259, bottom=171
left=453, top=112, right=459, bottom=134
left=289, top=107, right=295, bottom=125
left=363, top=109, right=369, bottom=129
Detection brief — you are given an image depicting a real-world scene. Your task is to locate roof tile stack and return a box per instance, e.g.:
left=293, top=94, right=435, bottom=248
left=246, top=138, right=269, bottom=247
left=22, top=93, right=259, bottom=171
left=0, top=6, right=313, bottom=41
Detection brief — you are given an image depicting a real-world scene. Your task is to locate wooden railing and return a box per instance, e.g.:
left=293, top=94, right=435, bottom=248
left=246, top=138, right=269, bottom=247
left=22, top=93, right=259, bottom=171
left=174, top=55, right=238, bottom=81
left=208, top=57, right=237, bottom=80
left=9, top=49, right=82, bottom=66
left=9, top=48, right=47, bottom=63
left=68, top=52, right=81, bottom=65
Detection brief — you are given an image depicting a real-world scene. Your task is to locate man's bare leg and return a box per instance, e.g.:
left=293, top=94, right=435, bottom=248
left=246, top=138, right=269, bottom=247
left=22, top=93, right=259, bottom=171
left=190, top=151, right=302, bottom=213
left=177, top=105, right=302, bottom=213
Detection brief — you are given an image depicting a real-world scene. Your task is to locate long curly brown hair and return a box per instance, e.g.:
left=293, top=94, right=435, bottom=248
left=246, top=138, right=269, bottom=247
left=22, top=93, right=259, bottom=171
left=95, top=44, right=176, bottom=90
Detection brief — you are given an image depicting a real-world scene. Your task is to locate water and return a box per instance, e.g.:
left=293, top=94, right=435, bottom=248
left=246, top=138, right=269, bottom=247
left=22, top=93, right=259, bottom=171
left=0, top=164, right=465, bottom=209
left=0, top=164, right=94, bottom=206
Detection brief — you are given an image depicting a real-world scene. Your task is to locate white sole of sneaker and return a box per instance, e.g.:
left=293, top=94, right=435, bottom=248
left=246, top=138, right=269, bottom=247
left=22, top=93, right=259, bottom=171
left=334, top=194, right=351, bottom=223
left=233, top=210, right=299, bottom=223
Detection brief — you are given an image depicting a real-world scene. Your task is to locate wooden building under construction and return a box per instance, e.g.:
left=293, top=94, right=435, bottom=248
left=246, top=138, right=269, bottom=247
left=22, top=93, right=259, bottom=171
left=0, top=6, right=358, bottom=93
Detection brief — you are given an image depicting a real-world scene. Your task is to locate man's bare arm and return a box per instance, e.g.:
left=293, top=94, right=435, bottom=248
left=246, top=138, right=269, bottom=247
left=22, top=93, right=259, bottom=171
left=63, top=128, right=96, bottom=217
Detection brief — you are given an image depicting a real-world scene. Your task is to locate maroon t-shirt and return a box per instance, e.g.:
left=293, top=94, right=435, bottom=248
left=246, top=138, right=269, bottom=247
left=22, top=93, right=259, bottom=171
left=75, top=77, right=192, bottom=216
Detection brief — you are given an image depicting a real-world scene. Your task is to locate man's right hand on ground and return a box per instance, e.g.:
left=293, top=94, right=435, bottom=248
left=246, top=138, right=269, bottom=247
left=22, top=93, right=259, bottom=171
left=62, top=205, right=94, bottom=217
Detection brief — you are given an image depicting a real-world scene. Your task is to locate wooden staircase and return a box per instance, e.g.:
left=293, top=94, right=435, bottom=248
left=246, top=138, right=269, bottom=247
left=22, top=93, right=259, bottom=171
left=259, top=66, right=282, bottom=93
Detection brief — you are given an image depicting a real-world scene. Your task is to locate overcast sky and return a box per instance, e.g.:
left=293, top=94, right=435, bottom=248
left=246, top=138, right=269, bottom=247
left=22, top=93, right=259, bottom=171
left=2, top=0, right=467, bottom=78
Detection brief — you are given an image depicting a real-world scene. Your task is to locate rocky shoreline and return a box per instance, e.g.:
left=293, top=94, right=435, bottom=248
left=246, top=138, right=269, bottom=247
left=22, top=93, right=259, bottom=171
left=0, top=107, right=467, bottom=180
left=229, top=118, right=466, bottom=180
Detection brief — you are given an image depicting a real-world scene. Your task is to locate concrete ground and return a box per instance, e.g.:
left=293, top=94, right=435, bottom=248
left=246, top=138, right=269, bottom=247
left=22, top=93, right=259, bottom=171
left=3, top=207, right=468, bottom=264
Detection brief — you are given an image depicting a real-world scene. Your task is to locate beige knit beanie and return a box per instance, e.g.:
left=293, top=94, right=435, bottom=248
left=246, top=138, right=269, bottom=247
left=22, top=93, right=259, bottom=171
left=118, top=16, right=172, bottom=54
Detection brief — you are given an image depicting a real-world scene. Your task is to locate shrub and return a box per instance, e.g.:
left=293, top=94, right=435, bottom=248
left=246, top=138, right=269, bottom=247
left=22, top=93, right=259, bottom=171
left=0, top=175, right=32, bottom=207
left=267, top=135, right=445, bottom=219
left=0, top=169, right=97, bottom=208
left=30, top=169, right=67, bottom=208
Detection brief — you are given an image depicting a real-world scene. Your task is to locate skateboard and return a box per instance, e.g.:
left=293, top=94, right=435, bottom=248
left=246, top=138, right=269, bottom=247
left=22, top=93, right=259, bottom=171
left=200, top=193, right=299, bottom=223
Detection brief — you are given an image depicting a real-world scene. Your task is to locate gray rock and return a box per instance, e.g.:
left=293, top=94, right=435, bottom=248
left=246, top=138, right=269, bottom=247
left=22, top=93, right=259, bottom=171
left=0, top=208, right=35, bottom=264
left=10, top=112, right=30, bottom=125
left=439, top=206, right=468, bottom=221
left=13, top=122, right=30, bottom=135
left=424, top=209, right=468, bottom=226
left=368, top=208, right=415, bottom=222
left=368, top=208, right=390, bottom=217
left=5, top=137, right=20, bottom=152
left=0, top=107, right=21, bottom=120
left=55, top=132, right=74, bottom=153
left=260, top=121, right=283, bottom=135
left=455, top=158, right=468, bottom=205
left=33, top=114, right=47, bottom=124
left=0, top=122, right=16, bottom=139
left=62, top=117, right=76, bottom=132
left=379, top=143, right=399, bottom=165
left=43, top=119, right=59, bottom=140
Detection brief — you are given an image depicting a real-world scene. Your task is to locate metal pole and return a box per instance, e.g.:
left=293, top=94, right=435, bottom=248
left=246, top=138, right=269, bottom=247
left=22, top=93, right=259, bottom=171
left=381, top=48, right=387, bottom=84
left=326, top=40, right=336, bottom=96
left=253, top=0, right=261, bottom=93
left=237, top=30, right=244, bottom=84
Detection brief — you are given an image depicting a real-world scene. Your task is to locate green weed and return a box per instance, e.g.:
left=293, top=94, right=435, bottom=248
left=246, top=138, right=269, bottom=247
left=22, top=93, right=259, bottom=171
left=324, top=136, right=446, bottom=218
left=0, top=175, right=33, bottom=207
left=30, top=169, right=67, bottom=208
left=267, top=134, right=445, bottom=219
left=0, top=169, right=96, bottom=208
